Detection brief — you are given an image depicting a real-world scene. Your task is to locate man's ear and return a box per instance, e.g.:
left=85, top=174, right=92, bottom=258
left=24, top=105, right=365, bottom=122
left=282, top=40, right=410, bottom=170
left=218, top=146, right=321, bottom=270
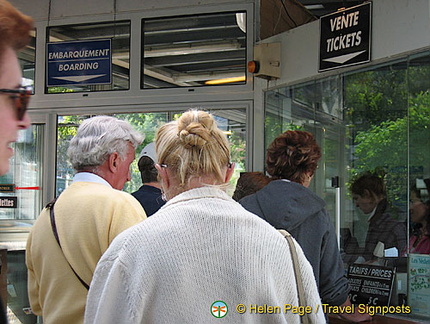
left=108, top=152, right=120, bottom=173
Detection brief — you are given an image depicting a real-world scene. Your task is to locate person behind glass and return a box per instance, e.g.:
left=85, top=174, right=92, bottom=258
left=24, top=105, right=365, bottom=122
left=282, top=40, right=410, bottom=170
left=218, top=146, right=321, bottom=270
left=240, top=130, right=371, bottom=322
left=26, top=116, right=147, bottom=324
left=0, top=1, right=33, bottom=323
left=131, top=142, right=166, bottom=216
left=232, top=171, right=272, bottom=201
left=402, top=183, right=430, bottom=255
left=85, top=110, right=325, bottom=324
left=350, top=172, right=407, bottom=261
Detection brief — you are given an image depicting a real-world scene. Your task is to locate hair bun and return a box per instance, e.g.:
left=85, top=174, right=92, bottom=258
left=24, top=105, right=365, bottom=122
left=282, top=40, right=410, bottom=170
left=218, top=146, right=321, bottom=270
left=177, top=111, right=215, bottom=149
left=178, top=123, right=210, bottom=149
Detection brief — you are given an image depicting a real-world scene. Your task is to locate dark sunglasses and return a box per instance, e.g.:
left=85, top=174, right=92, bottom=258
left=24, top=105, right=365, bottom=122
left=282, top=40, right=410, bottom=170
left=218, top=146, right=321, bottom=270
left=0, top=87, right=33, bottom=121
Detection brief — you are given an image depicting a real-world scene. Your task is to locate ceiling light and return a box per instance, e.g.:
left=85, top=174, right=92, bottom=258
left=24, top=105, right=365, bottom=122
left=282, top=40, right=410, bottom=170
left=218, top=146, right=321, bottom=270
left=205, top=76, right=246, bottom=85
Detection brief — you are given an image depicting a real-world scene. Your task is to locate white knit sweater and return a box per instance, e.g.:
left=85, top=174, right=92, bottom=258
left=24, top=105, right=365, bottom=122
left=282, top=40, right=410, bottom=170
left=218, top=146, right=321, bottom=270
left=85, top=187, right=325, bottom=323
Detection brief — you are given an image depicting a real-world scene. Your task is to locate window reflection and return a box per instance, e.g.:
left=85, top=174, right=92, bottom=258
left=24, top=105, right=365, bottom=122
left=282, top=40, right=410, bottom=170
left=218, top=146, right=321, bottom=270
left=56, top=109, right=247, bottom=196
left=142, top=12, right=247, bottom=88
left=265, top=50, right=430, bottom=319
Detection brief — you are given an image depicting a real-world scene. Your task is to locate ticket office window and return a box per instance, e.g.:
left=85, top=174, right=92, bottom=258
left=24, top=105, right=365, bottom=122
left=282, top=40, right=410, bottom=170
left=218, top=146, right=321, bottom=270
left=46, top=20, right=131, bottom=93
left=265, top=50, right=430, bottom=319
left=56, top=109, right=247, bottom=197
left=141, top=11, right=247, bottom=89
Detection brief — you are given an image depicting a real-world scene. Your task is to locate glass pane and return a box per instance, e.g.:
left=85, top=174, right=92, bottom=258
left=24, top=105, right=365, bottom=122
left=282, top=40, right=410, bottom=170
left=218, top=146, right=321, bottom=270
left=0, top=125, right=43, bottom=223
left=405, top=53, right=430, bottom=318
left=142, top=12, right=247, bottom=88
left=343, top=61, right=408, bottom=264
left=56, top=109, right=246, bottom=196
left=265, top=79, right=343, bottom=225
left=406, top=52, right=430, bottom=259
left=264, top=51, right=430, bottom=319
left=206, top=108, right=247, bottom=194
left=47, top=21, right=130, bottom=93
left=56, top=113, right=169, bottom=196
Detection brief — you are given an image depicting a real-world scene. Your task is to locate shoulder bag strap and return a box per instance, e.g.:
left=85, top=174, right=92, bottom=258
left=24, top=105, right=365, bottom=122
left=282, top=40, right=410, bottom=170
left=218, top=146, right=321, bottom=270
left=47, top=199, right=90, bottom=290
left=278, top=229, right=311, bottom=324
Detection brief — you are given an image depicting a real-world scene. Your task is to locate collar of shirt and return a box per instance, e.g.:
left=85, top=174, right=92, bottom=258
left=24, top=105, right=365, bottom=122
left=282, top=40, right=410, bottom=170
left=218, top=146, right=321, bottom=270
left=73, top=172, right=112, bottom=188
left=367, top=206, right=377, bottom=221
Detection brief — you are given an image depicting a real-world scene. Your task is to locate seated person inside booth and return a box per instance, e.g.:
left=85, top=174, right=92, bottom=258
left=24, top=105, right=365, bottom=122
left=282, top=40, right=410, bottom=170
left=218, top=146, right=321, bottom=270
left=349, top=172, right=407, bottom=262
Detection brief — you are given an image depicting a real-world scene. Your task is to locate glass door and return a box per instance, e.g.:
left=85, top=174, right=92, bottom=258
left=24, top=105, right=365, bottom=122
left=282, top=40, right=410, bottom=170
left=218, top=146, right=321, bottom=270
left=56, top=107, right=248, bottom=197
left=265, top=76, right=344, bottom=237
left=0, top=117, right=47, bottom=324
left=0, top=124, right=44, bottom=243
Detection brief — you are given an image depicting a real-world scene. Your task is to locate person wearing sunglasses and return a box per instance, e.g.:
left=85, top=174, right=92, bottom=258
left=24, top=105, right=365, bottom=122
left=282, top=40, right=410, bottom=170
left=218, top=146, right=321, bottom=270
left=0, top=1, right=33, bottom=322
left=0, top=0, right=33, bottom=176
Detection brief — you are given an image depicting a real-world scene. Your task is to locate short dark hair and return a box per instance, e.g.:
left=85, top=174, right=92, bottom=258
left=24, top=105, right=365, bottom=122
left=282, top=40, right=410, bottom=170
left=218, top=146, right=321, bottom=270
left=232, top=172, right=271, bottom=201
left=138, top=156, right=158, bottom=183
left=350, top=172, right=386, bottom=198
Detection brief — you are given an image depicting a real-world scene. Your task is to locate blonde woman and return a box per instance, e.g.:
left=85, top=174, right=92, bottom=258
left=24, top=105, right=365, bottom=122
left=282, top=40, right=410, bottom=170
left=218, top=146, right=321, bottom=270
left=85, top=110, right=324, bottom=324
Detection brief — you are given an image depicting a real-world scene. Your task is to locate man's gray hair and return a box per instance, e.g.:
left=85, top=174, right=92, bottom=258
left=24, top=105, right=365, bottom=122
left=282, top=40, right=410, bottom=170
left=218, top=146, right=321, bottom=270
left=67, top=116, right=144, bottom=171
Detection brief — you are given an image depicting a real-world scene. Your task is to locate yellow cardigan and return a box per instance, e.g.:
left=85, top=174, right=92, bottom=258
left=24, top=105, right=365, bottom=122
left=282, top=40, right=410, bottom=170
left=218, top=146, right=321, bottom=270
left=26, top=181, right=146, bottom=324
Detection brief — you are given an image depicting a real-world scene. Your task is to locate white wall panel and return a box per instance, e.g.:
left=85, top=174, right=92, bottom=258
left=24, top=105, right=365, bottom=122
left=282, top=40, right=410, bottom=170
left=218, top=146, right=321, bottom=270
left=49, top=0, right=115, bottom=18
left=9, top=0, right=50, bottom=20
left=9, top=0, right=250, bottom=20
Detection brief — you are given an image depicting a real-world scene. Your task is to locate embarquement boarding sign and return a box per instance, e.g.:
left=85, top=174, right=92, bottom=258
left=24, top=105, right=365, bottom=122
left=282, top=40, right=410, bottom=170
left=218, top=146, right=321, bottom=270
left=319, top=2, right=371, bottom=72
left=47, top=39, right=112, bottom=86
left=347, top=264, right=395, bottom=306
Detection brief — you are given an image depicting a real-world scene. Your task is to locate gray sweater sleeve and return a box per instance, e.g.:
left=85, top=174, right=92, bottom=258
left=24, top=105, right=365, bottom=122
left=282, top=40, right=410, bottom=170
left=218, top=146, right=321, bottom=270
left=315, top=210, right=350, bottom=306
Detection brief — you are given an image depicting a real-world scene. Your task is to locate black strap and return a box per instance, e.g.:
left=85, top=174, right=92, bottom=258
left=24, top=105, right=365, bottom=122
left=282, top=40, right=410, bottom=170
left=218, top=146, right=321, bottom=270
left=47, top=199, right=90, bottom=290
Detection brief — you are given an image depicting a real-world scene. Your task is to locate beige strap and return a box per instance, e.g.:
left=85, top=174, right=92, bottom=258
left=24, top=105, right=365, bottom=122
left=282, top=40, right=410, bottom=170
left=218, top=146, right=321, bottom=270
left=278, top=229, right=311, bottom=324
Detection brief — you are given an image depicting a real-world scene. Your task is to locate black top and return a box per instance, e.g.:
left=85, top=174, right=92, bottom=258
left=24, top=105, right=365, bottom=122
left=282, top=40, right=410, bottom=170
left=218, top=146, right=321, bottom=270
left=131, top=185, right=165, bottom=216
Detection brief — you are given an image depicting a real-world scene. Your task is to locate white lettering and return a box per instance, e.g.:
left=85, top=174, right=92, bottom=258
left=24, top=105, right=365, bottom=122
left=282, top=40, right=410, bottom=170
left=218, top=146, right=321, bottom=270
left=49, top=49, right=110, bottom=60
left=325, top=30, right=362, bottom=53
left=330, top=11, right=360, bottom=32
left=58, top=62, right=99, bottom=72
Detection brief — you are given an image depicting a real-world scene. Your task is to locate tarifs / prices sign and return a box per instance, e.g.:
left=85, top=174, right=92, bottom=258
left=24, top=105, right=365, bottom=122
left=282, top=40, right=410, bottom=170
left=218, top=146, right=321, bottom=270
left=319, top=2, right=371, bottom=72
left=47, top=39, right=112, bottom=86
left=347, top=264, right=395, bottom=306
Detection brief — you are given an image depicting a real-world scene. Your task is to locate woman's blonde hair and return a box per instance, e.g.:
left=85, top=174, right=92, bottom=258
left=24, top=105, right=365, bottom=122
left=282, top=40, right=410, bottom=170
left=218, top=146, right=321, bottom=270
left=155, top=109, right=230, bottom=188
